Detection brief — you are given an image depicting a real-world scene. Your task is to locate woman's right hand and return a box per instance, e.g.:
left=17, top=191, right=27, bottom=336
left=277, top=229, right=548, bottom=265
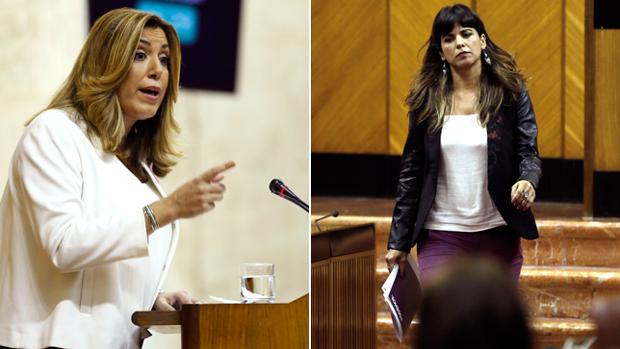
left=148, top=161, right=235, bottom=232
left=386, top=249, right=408, bottom=276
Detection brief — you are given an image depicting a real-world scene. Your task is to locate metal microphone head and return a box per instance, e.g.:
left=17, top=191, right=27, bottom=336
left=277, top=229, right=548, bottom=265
left=268, top=178, right=308, bottom=212
left=269, top=178, right=298, bottom=200
left=269, top=178, right=284, bottom=194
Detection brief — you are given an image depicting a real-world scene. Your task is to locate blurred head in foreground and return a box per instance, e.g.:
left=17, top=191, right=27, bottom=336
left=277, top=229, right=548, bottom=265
left=593, top=297, right=620, bottom=348
left=416, top=256, right=532, bottom=349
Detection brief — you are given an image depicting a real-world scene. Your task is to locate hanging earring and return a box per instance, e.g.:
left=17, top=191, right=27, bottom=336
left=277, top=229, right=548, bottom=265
left=483, top=50, right=491, bottom=65
left=442, top=61, right=447, bottom=76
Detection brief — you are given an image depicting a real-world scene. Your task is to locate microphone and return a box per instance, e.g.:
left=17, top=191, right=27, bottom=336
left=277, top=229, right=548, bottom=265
left=314, top=210, right=339, bottom=233
left=269, top=179, right=309, bottom=212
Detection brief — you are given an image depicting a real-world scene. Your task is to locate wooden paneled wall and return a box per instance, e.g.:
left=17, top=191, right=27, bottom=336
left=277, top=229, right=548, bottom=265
left=478, top=1, right=563, bottom=159
left=594, top=30, right=620, bottom=171
left=311, top=0, right=388, bottom=153
left=312, top=0, right=587, bottom=160
left=565, top=0, right=585, bottom=159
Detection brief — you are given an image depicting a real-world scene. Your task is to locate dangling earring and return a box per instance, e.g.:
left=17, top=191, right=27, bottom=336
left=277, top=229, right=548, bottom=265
left=483, top=50, right=491, bottom=65
left=442, top=61, right=447, bottom=76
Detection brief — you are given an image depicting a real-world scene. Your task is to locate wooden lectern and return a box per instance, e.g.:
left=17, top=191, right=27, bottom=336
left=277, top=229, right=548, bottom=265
left=311, top=223, right=376, bottom=348
left=132, top=294, right=309, bottom=348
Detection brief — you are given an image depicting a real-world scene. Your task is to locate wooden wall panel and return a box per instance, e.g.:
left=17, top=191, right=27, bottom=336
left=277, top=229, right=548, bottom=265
left=477, top=0, right=563, bottom=158
left=311, top=0, right=388, bottom=154
left=594, top=30, right=620, bottom=171
left=564, top=0, right=585, bottom=159
left=311, top=261, right=331, bottom=349
left=332, top=253, right=376, bottom=349
left=388, top=0, right=472, bottom=155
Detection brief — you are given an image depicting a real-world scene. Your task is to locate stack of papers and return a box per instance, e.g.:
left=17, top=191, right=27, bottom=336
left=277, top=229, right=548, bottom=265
left=381, top=254, right=423, bottom=343
left=208, top=296, right=241, bottom=304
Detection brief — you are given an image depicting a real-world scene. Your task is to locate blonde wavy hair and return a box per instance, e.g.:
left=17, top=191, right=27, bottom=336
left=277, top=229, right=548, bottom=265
left=406, top=4, right=525, bottom=132
left=33, top=8, right=182, bottom=177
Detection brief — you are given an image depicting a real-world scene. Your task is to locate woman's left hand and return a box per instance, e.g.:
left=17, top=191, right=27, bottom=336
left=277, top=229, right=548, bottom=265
left=511, top=180, right=536, bottom=211
left=153, top=290, right=199, bottom=311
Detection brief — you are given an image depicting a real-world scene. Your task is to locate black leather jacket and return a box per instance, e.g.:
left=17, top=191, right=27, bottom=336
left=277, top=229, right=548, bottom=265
left=388, top=89, right=542, bottom=252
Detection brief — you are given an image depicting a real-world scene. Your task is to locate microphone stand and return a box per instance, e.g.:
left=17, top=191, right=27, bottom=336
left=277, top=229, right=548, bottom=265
left=314, top=210, right=339, bottom=233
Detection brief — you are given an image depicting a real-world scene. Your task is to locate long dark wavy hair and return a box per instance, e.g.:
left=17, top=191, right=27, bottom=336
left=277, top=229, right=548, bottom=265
left=406, top=4, right=525, bottom=131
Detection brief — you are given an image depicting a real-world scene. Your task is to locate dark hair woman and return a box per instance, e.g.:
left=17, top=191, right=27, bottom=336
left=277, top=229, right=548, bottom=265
left=385, top=4, right=542, bottom=284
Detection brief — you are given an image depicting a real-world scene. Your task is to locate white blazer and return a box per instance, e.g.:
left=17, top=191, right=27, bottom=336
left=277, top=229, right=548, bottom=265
left=0, top=109, right=179, bottom=349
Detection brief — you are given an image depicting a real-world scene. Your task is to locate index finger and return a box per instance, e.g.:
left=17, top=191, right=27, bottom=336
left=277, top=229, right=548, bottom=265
left=200, top=161, right=236, bottom=181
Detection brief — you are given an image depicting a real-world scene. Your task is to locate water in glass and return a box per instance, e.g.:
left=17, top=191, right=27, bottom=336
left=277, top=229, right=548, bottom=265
left=240, top=274, right=275, bottom=303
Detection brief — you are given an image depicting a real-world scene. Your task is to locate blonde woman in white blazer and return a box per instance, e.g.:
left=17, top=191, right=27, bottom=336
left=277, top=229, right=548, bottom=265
left=0, top=9, right=234, bottom=349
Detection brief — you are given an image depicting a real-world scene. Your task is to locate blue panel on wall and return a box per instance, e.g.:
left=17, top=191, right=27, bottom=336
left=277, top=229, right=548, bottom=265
left=89, top=0, right=241, bottom=92
left=136, top=0, right=199, bottom=45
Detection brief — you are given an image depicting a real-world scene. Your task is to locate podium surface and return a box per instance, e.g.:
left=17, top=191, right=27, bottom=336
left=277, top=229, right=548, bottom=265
left=133, top=295, right=308, bottom=349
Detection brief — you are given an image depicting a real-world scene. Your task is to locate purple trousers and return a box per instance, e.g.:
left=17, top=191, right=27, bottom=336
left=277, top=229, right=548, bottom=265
left=416, top=225, right=523, bottom=284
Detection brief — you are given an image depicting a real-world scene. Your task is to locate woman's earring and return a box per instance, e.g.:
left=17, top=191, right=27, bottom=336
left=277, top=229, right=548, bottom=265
left=483, top=50, right=491, bottom=65
left=442, top=61, right=447, bottom=76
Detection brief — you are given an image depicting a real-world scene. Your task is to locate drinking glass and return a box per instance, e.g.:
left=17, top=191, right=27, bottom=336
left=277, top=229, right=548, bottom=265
left=240, top=262, right=275, bottom=303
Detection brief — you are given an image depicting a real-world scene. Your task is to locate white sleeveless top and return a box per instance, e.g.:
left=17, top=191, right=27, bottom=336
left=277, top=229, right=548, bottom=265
left=424, top=114, right=507, bottom=232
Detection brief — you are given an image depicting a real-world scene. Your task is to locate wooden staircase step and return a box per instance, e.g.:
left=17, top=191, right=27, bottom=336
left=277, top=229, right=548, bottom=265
left=311, top=214, right=620, bottom=267
left=375, top=266, right=620, bottom=320
left=311, top=215, right=620, bottom=240
left=312, top=199, right=612, bottom=348
left=311, top=198, right=585, bottom=220
left=520, top=266, right=620, bottom=320
left=521, top=266, right=620, bottom=287
left=376, top=312, right=596, bottom=349
left=376, top=265, right=620, bottom=288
